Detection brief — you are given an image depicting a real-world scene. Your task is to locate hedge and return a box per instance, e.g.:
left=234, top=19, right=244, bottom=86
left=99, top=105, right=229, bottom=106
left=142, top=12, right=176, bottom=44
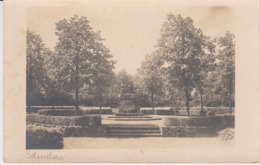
left=63, top=126, right=106, bottom=137
left=38, top=109, right=76, bottom=116
left=26, top=124, right=64, bottom=149
left=164, top=115, right=235, bottom=129
left=38, top=109, right=112, bottom=116
left=155, top=109, right=174, bottom=115
left=27, top=123, right=106, bottom=137
left=140, top=109, right=154, bottom=114
left=27, top=114, right=101, bottom=126
left=206, top=107, right=234, bottom=115
left=162, top=126, right=218, bottom=137
left=27, top=106, right=77, bottom=113
left=140, top=107, right=234, bottom=116
left=176, top=110, right=206, bottom=116
left=81, top=109, right=112, bottom=115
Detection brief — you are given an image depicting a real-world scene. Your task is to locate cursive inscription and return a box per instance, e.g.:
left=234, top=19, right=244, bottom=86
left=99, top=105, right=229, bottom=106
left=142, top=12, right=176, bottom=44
left=26, top=151, right=64, bottom=161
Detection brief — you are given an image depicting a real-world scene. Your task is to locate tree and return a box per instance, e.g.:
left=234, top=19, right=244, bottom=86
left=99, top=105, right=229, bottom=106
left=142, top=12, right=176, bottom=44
left=191, top=35, right=216, bottom=114
left=139, top=53, right=164, bottom=113
left=116, top=69, right=134, bottom=97
left=88, top=37, right=116, bottom=109
left=157, top=14, right=207, bottom=116
left=26, top=29, right=48, bottom=109
left=54, top=15, right=109, bottom=115
left=43, top=48, right=66, bottom=111
left=217, top=32, right=235, bottom=113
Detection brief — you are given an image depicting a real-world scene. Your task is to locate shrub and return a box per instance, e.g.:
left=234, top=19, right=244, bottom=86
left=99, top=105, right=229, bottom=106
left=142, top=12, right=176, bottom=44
left=218, top=128, right=235, bottom=142
left=177, top=110, right=204, bottom=116
left=162, top=126, right=218, bottom=137
left=27, top=114, right=101, bottom=126
left=27, top=106, right=77, bottom=113
left=38, top=109, right=76, bottom=116
left=155, top=109, right=174, bottom=115
left=81, top=109, right=112, bottom=115
left=27, top=114, right=75, bottom=126
left=26, top=124, right=64, bottom=149
left=164, top=115, right=235, bottom=130
left=206, top=107, right=234, bottom=115
left=140, top=109, right=154, bottom=114
left=74, top=115, right=101, bottom=126
left=63, top=126, right=106, bottom=137
left=38, top=109, right=112, bottom=116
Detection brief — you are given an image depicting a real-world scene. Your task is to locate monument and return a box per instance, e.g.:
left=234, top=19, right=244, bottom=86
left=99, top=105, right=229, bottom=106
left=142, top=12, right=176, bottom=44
left=107, top=93, right=162, bottom=120
left=116, top=94, right=142, bottom=116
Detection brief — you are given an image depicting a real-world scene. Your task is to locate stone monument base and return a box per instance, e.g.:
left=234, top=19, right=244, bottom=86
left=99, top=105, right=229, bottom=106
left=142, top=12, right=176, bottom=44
left=115, top=113, right=144, bottom=117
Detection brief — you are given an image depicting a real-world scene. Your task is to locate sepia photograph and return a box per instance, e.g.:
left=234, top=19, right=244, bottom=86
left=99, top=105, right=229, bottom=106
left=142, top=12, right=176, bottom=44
left=3, top=0, right=260, bottom=163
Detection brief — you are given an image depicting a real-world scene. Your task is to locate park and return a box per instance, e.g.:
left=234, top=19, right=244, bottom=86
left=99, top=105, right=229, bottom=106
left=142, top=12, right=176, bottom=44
left=26, top=14, right=235, bottom=149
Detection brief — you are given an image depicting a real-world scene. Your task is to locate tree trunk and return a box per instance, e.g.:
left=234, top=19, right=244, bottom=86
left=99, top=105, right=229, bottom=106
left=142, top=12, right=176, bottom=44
left=184, top=86, right=190, bottom=116
left=151, top=92, right=155, bottom=114
left=229, top=77, right=232, bottom=114
left=199, top=87, right=204, bottom=114
left=27, top=52, right=32, bottom=112
left=171, top=93, right=174, bottom=108
left=98, top=86, right=102, bottom=111
left=52, top=97, right=55, bottom=116
left=75, top=54, right=79, bottom=116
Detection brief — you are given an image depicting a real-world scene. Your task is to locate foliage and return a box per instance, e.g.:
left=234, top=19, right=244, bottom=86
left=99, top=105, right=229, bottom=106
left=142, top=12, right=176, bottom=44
left=27, top=114, right=101, bottom=126
left=26, top=13, right=235, bottom=112
left=116, top=69, right=134, bottom=96
left=216, top=32, right=235, bottom=112
left=136, top=52, right=165, bottom=111
left=218, top=128, right=235, bottom=143
left=63, top=126, right=105, bottom=137
left=157, top=14, right=209, bottom=115
left=162, top=126, right=217, bottom=137
left=54, top=15, right=115, bottom=113
left=26, top=124, right=64, bottom=149
left=38, top=109, right=112, bottom=116
left=164, top=115, right=235, bottom=129
left=26, top=30, right=49, bottom=107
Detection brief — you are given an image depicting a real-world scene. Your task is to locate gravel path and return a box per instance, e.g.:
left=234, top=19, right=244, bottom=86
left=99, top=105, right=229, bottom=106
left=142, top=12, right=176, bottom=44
left=64, top=137, right=233, bottom=149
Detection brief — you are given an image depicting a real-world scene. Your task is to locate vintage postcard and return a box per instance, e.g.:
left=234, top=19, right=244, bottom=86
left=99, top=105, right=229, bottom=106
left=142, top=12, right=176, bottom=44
left=3, top=0, right=260, bottom=163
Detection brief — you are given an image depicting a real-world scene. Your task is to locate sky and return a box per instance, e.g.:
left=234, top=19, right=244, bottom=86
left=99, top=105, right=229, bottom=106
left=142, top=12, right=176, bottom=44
left=27, top=1, right=235, bottom=75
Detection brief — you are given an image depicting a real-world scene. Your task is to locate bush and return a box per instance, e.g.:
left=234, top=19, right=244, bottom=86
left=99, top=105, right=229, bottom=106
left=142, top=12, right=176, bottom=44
left=81, top=109, right=112, bottom=115
left=27, top=106, right=77, bottom=113
left=63, top=126, right=106, bottom=137
left=74, top=115, right=101, bottom=126
left=177, top=110, right=203, bottom=116
left=140, top=109, right=154, bottom=114
left=38, top=109, right=112, bottom=116
left=218, top=128, right=235, bottom=142
left=164, top=115, right=235, bottom=130
left=155, top=109, right=174, bottom=115
left=162, top=126, right=218, bottom=137
left=38, top=109, right=76, bottom=116
left=26, top=124, right=64, bottom=149
left=27, top=114, right=101, bottom=126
